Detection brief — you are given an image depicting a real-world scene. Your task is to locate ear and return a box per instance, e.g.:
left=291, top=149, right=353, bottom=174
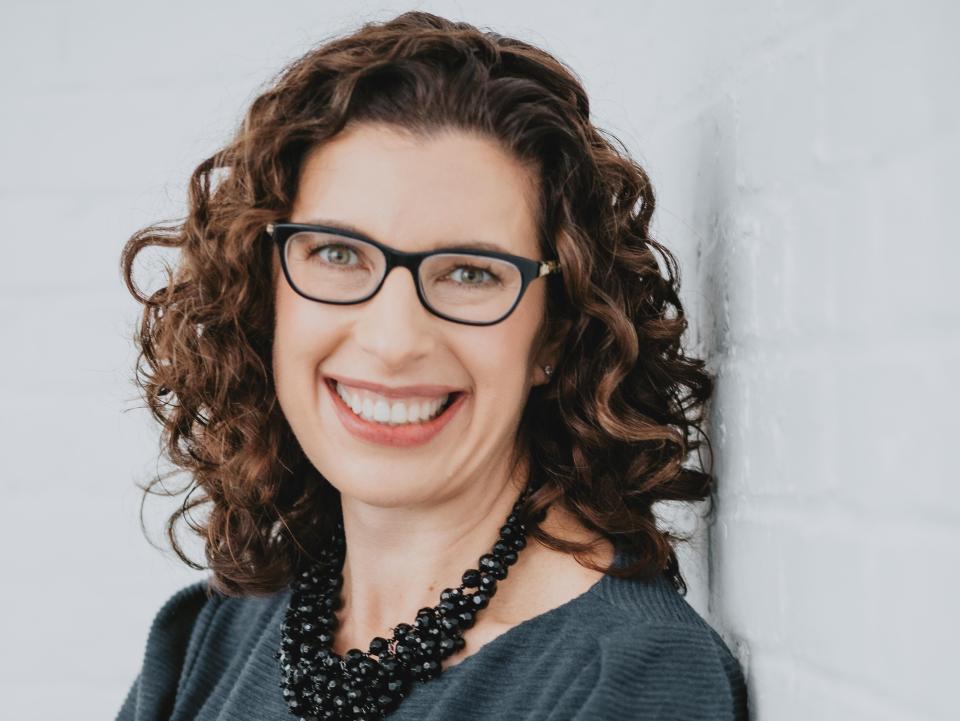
left=531, top=311, right=571, bottom=385
left=533, top=360, right=557, bottom=386
left=532, top=338, right=564, bottom=386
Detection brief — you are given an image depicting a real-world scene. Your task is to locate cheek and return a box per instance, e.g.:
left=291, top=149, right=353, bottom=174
left=504, top=283, right=547, bottom=367
left=461, top=302, right=541, bottom=399
left=272, top=281, right=339, bottom=401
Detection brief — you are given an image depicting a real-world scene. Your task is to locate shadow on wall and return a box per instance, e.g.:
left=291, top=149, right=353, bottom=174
left=687, top=96, right=754, bottom=687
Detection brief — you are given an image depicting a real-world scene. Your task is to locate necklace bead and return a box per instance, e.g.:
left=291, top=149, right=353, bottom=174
left=277, top=482, right=537, bottom=720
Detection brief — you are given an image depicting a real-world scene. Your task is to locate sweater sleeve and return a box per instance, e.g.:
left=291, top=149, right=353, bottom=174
left=569, top=622, right=748, bottom=721
left=115, top=581, right=214, bottom=721
left=115, top=672, right=140, bottom=721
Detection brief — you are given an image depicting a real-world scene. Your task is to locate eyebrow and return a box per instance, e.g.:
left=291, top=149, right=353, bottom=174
left=297, top=217, right=511, bottom=254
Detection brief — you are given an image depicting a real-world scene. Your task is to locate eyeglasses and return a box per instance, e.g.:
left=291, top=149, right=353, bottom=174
left=266, top=222, right=561, bottom=326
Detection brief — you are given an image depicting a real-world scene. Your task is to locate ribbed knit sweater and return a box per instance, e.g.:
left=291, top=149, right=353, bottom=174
left=115, top=544, right=748, bottom=720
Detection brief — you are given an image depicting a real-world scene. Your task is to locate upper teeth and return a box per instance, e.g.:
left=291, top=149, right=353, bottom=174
left=335, top=381, right=450, bottom=425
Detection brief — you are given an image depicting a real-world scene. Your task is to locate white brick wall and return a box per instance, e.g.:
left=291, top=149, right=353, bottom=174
left=635, top=2, right=959, bottom=719
left=1, top=2, right=955, bottom=719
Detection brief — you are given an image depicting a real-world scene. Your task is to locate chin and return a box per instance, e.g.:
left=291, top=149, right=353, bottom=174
left=327, top=469, right=451, bottom=510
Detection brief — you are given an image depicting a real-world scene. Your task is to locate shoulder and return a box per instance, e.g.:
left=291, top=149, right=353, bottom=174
left=116, top=580, right=214, bottom=721
left=149, top=579, right=217, bottom=640
left=116, top=578, right=290, bottom=721
left=570, top=573, right=749, bottom=720
left=139, top=577, right=289, bottom=651
left=142, top=577, right=290, bottom=669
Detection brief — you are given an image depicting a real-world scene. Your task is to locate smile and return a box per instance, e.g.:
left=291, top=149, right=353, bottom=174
left=324, top=377, right=468, bottom=447
left=334, top=380, right=454, bottom=425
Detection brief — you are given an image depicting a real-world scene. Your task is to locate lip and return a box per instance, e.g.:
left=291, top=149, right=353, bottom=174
left=325, top=377, right=468, bottom=448
left=325, top=373, right=464, bottom=399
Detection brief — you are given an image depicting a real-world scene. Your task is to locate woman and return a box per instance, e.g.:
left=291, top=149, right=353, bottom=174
left=116, top=10, right=747, bottom=721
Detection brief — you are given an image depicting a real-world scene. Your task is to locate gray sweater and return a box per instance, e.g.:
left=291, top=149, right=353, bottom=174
left=116, top=545, right=748, bottom=720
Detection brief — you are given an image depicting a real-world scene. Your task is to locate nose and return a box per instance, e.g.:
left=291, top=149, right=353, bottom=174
left=351, top=265, right=437, bottom=370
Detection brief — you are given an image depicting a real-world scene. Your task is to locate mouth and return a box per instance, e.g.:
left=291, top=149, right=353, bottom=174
left=323, top=377, right=468, bottom=447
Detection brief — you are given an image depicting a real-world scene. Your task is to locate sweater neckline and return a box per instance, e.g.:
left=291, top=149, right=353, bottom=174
left=434, top=541, right=633, bottom=680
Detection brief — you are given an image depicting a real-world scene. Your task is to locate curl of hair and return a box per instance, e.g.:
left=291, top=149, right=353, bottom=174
left=121, top=10, right=715, bottom=598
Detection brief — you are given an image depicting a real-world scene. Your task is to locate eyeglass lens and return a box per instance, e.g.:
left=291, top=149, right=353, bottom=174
left=284, top=230, right=524, bottom=323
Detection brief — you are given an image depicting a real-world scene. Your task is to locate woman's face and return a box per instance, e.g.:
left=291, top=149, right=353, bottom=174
left=272, top=122, right=552, bottom=509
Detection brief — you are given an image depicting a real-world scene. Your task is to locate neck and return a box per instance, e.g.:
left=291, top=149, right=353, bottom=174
left=333, top=450, right=530, bottom=650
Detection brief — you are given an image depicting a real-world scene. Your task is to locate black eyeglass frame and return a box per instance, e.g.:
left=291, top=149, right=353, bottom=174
left=266, top=222, right=562, bottom=326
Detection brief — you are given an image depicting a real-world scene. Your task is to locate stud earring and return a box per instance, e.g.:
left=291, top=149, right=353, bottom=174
left=542, top=364, right=554, bottom=379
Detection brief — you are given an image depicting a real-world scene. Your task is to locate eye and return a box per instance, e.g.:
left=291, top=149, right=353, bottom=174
left=452, top=266, right=488, bottom=284
left=446, top=264, right=502, bottom=286
left=308, top=243, right=359, bottom=266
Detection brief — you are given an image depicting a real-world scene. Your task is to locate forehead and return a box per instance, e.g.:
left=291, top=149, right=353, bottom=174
left=291, top=123, right=541, bottom=257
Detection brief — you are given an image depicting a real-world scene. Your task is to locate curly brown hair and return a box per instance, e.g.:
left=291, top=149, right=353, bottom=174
left=120, top=10, right=715, bottom=598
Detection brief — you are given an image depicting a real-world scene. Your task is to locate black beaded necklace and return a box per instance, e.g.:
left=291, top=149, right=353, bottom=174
left=277, top=482, right=537, bottom=721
